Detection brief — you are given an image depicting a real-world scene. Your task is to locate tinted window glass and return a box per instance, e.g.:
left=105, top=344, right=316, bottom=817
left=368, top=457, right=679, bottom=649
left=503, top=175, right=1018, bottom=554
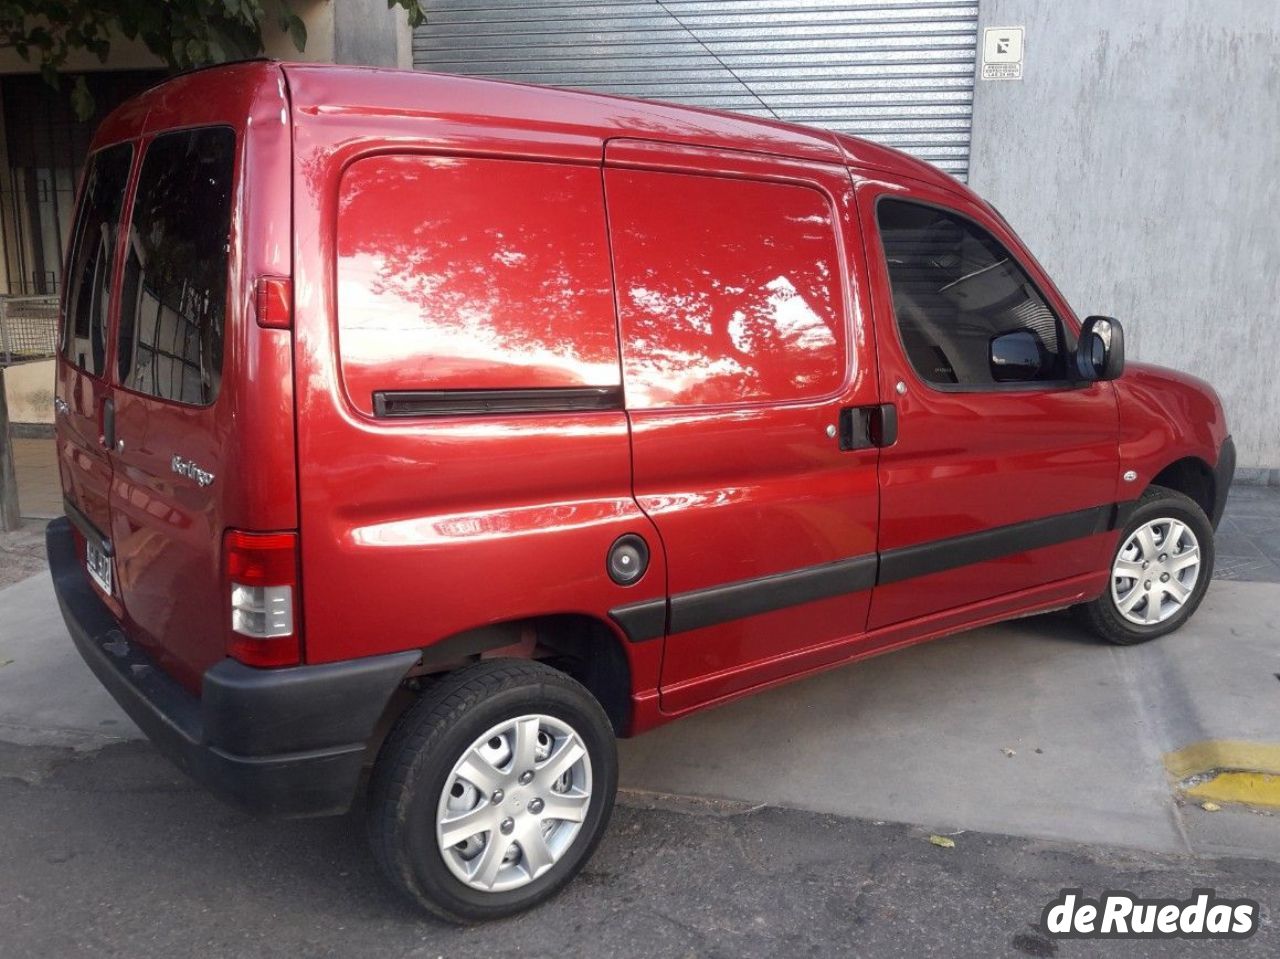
left=607, top=170, right=846, bottom=407
left=336, top=155, right=620, bottom=415
left=118, top=127, right=235, bottom=405
left=62, top=143, right=132, bottom=377
left=877, top=199, right=1067, bottom=387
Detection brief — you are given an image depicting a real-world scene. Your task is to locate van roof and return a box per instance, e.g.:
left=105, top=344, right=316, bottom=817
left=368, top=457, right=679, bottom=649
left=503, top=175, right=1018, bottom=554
left=98, top=60, right=969, bottom=199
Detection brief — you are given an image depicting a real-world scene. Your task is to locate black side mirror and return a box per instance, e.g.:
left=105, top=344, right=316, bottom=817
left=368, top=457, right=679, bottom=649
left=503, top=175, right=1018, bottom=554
left=1075, top=316, right=1125, bottom=381
left=989, top=329, right=1047, bottom=382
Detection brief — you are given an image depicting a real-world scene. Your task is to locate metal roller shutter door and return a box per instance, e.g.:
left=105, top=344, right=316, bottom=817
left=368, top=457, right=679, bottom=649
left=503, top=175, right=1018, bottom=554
left=412, top=0, right=978, bottom=180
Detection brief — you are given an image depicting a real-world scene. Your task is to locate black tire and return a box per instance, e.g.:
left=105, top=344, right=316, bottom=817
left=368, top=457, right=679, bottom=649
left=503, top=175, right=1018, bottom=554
left=367, top=659, right=617, bottom=923
left=1075, top=484, right=1215, bottom=645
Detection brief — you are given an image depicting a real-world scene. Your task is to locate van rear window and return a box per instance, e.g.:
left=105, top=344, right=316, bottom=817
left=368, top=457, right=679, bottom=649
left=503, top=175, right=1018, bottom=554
left=336, top=155, right=621, bottom=417
left=117, top=127, right=235, bottom=406
left=62, top=143, right=133, bottom=378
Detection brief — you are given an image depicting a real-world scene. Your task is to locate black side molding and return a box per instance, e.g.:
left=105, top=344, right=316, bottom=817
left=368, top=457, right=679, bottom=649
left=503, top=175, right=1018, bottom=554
left=372, top=386, right=623, bottom=418
left=669, top=554, right=878, bottom=635
left=609, top=597, right=667, bottom=644
left=611, top=502, right=1127, bottom=641
left=878, top=505, right=1113, bottom=586
left=1111, top=499, right=1140, bottom=533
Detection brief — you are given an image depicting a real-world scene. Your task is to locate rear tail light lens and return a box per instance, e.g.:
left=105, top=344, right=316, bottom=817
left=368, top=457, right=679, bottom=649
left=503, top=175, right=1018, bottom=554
left=224, top=529, right=301, bottom=667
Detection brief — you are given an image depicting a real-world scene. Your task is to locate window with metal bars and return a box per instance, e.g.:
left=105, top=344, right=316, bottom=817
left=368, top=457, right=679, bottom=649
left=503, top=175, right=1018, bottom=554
left=0, top=71, right=162, bottom=297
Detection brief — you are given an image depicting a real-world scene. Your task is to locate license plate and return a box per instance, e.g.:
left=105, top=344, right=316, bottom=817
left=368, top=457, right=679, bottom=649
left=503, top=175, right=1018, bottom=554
left=85, top=539, right=113, bottom=595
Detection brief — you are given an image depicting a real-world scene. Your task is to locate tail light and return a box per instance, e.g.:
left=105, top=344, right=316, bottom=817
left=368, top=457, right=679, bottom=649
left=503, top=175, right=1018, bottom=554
left=224, top=529, right=301, bottom=667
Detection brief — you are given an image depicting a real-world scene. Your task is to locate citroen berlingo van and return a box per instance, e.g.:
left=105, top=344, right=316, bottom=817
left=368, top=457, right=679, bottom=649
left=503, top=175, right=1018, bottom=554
left=49, top=61, right=1234, bottom=921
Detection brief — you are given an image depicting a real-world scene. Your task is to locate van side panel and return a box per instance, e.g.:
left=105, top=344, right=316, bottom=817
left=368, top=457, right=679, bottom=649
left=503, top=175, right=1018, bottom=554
left=288, top=99, right=664, bottom=698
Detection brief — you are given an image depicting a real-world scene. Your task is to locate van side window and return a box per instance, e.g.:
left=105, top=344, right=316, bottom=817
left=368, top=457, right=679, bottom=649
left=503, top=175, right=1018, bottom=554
left=62, top=143, right=132, bottom=378
left=117, top=127, right=235, bottom=406
left=336, top=155, right=620, bottom=417
left=606, top=170, right=846, bottom=408
left=876, top=199, right=1067, bottom=388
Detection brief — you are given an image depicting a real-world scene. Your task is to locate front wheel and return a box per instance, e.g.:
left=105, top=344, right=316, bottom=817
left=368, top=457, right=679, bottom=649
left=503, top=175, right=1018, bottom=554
left=367, top=659, right=618, bottom=922
left=1076, top=484, right=1215, bottom=645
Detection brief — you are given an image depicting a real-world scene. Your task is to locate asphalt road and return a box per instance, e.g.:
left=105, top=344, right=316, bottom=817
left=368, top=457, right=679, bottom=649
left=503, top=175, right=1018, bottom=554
left=0, top=740, right=1276, bottom=959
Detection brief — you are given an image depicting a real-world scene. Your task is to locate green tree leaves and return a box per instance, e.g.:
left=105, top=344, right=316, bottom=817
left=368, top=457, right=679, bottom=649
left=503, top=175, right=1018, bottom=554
left=0, top=0, right=426, bottom=119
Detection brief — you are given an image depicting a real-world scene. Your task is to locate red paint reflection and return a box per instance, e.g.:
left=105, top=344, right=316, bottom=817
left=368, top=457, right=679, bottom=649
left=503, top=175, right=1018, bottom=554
left=606, top=169, right=845, bottom=407
left=337, top=155, right=620, bottom=415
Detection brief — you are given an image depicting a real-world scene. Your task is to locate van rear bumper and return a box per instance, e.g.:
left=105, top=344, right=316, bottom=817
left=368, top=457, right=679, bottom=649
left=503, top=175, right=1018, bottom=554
left=46, top=517, right=420, bottom=818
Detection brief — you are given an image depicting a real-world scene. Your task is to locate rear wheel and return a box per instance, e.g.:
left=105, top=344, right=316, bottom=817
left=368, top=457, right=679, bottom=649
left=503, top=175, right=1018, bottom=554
left=1076, top=485, right=1214, bottom=645
left=367, top=659, right=617, bottom=922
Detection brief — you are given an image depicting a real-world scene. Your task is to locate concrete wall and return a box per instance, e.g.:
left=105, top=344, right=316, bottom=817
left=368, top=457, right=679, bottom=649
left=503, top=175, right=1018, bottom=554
left=263, top=0, right=336, bottom=63
left=2, top=359, right=54, bottom=425
left=263, top=0, right=410, bottom=67
left=969, top=0, right=1280, bottom=471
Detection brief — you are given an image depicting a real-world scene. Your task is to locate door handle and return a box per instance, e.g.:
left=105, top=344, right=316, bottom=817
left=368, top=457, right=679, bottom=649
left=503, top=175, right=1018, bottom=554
left=838, top=403, right=898, bottom=451
left=101, top=397, right=115, bottom=451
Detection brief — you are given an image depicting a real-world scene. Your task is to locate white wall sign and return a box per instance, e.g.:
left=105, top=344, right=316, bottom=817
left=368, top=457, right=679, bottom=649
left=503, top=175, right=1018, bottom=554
left=982, top=26, right=1024, bottom=80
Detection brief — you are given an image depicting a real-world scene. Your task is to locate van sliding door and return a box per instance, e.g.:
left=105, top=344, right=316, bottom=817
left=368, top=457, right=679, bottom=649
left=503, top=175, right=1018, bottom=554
left=603, top=139, right=882, bottom=713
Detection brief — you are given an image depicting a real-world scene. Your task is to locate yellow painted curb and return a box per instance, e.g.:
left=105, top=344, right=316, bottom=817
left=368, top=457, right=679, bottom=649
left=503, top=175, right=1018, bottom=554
left=1165, top=741, right=1280, bottom=811
left=1185, top=772, right=1280, bottom=810
left=1164, top=740, right=1280, bottom=780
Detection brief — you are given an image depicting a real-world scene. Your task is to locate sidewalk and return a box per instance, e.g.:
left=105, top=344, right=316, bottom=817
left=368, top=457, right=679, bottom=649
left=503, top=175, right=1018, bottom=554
left=0, top=520, right=47, bottom=591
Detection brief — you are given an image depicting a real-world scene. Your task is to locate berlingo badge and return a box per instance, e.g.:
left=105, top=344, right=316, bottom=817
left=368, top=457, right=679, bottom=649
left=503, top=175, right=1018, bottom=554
left=171, top=455, right=215, bottom=488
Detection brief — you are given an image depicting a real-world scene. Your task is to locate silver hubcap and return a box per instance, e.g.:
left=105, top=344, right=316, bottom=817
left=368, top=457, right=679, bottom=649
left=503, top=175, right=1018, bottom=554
left=436, top=714, right=592, bottom=893
left=1111, top=517, right=1201, bottom=626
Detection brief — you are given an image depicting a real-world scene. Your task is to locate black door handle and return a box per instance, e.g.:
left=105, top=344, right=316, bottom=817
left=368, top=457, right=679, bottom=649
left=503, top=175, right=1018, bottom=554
left=873, top=403, right=898, bottom=447
left=101, top=397, right=115, bottom=451
left=839, top=403, right=897, bottom=451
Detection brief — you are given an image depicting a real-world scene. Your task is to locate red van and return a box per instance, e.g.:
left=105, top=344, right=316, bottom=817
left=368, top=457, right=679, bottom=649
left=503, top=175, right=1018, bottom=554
left=48, top=62, right=1233, bottom=921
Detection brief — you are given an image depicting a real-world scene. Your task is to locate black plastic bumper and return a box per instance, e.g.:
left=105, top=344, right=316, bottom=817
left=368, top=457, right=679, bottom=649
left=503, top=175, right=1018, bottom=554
left=1210, top=435, right=1236, bottom=530
left=46, top=517, right=419, bottom=818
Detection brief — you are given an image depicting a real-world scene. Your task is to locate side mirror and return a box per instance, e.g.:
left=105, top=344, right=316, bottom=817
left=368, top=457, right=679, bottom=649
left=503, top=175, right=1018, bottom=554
left=989, top=329, right=1047, bottom=382
left=1075, top=316, right=1125, bottom=381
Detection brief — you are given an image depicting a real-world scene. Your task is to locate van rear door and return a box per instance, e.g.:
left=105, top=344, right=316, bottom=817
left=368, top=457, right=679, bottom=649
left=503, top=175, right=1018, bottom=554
left=56, top=63, right=298, bottom=693
left=106, top=126, right=238, bottom=689
left=55, top=143, right=133, bottom=613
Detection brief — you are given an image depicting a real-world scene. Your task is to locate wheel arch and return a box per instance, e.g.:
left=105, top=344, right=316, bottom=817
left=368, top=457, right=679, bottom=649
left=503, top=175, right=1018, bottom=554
left=373, top=614, right=636, bottom=743
left=1148, top=456, right=1216, bottom=521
